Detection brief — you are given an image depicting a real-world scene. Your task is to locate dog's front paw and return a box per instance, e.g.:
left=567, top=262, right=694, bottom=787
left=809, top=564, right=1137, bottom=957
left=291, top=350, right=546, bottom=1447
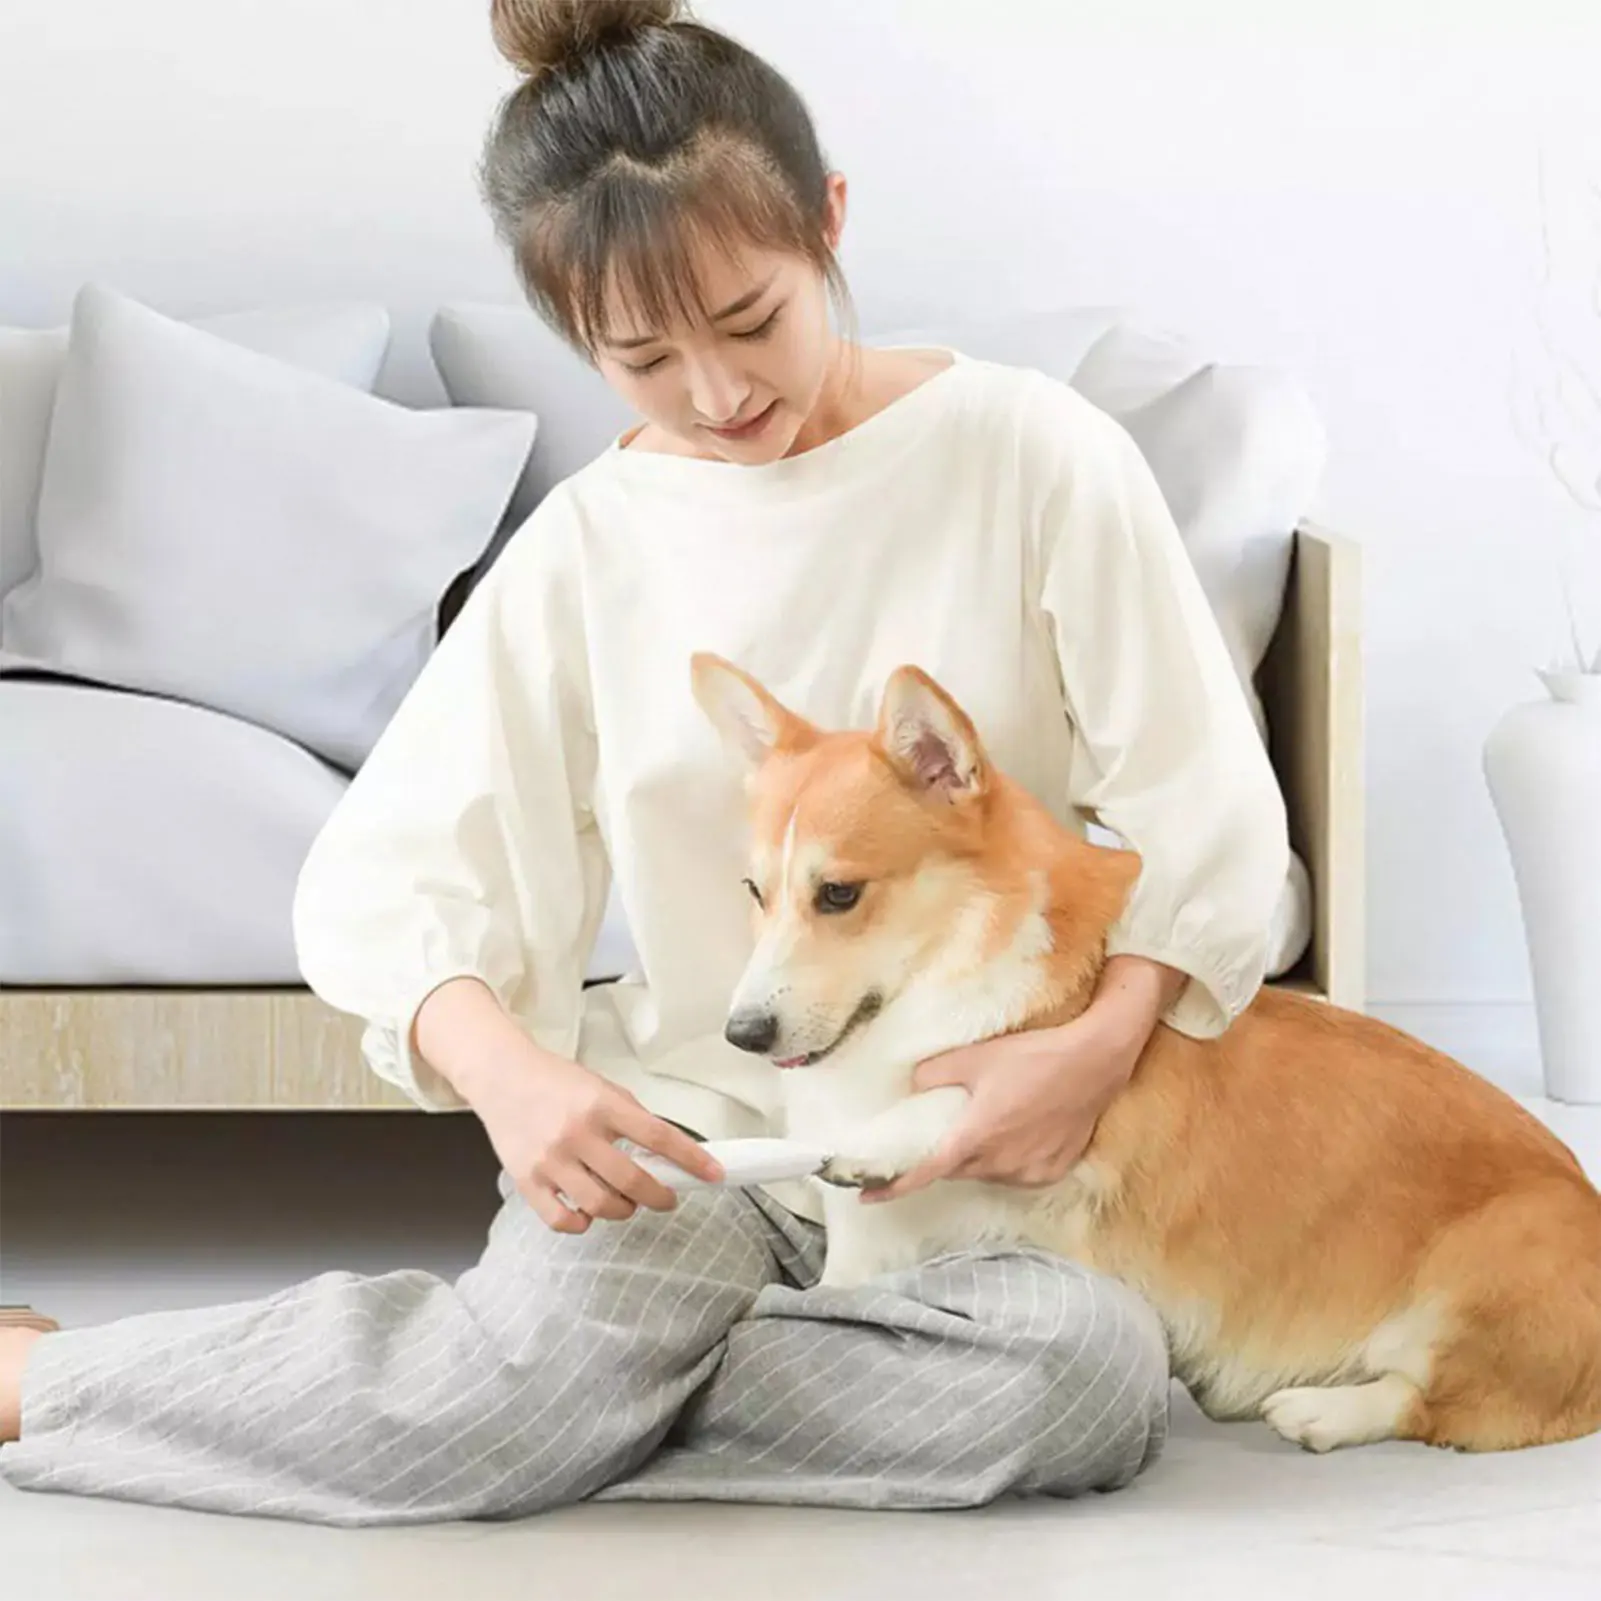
left=818, top=1154, right=904, bottom=1191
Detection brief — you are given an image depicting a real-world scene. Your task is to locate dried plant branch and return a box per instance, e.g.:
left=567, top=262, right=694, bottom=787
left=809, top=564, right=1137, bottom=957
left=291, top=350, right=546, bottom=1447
left=1510, top=142, right=1601, bottom=671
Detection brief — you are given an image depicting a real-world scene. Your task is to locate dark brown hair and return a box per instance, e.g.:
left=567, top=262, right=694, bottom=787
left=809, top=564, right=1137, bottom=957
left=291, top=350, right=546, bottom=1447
left=479, top=0, right=852, bottom=354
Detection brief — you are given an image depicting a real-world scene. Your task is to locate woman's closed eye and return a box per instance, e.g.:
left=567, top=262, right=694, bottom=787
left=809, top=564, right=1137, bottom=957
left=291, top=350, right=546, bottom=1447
left=623, top=308, right=784, bottom=373
left=729, top=307, right=783, bottom=343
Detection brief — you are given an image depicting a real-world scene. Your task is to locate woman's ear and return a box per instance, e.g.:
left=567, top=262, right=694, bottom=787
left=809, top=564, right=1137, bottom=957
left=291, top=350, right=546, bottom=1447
left=822, top=171, right=848, bottom=252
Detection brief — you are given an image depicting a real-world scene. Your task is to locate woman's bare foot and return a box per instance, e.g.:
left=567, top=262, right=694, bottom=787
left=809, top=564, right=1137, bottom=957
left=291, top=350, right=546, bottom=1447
left=0, top=1327, right=48, bottom=1443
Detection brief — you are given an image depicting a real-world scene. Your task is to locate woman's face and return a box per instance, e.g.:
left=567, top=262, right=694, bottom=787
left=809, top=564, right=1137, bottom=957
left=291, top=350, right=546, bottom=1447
left=592, top=174, right=847, bottom=465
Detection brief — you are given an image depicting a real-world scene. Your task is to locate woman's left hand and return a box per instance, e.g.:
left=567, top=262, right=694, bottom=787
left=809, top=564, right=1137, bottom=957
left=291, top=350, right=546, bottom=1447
left=860, top=955, right=1186, bottom=1203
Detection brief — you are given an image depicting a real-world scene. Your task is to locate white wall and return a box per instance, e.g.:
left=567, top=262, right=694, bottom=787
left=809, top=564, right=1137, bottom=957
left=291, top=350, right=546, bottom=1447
left=5, top=0, right=1600, bottom=1078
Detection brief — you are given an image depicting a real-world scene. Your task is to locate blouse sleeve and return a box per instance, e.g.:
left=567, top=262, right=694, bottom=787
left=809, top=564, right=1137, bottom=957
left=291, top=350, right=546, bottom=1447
left=1026, top=376, right=1290, bottom=1037
left=291, top=497, right=606, bottom=1109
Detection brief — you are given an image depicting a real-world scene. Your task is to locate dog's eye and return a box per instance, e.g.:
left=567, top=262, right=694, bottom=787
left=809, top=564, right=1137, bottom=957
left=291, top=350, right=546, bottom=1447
left=816, top=881, right=864, bottom=914
left=742, top=877, right=765, bottom=909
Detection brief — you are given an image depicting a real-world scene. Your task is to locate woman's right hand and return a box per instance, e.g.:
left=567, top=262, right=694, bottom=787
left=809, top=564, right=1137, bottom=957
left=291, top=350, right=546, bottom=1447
left=473, top=1043, right=726, bottom=1233
left=413, top=977, right=725, bottom=1233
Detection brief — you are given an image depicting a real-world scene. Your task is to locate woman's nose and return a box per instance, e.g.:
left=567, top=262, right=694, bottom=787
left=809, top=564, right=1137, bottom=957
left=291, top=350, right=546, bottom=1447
left=686, top=357, right=751, bottom=425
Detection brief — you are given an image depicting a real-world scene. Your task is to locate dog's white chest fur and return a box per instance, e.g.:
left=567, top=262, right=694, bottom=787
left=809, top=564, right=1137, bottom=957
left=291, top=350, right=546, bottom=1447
left=776, top=903, right=1099, bottom=1289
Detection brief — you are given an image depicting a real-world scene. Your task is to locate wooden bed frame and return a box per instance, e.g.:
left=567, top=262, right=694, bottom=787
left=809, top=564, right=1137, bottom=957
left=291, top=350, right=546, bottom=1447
left=0, top=523, right=1363, bottom=1112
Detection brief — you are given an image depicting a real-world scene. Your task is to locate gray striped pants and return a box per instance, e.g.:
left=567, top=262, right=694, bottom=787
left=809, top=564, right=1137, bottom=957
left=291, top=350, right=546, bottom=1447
left=0, top=1173, right=1170, bottom=1526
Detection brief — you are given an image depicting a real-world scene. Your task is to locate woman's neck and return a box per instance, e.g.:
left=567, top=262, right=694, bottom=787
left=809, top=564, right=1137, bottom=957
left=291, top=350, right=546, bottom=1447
left=784, top=337, right=864, bottom=456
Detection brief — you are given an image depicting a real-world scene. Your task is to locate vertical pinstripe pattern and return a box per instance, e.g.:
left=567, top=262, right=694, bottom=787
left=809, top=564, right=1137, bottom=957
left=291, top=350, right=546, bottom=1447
left=0, top=1178, right=1168, bottom=1526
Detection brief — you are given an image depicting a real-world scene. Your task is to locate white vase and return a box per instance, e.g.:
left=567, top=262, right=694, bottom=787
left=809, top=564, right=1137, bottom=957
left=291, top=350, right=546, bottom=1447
left=1483, top=668, right=1601, bottom=1102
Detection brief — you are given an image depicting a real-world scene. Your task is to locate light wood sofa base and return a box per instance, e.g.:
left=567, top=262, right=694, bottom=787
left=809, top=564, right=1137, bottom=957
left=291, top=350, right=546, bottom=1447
left=1, top=525, right=1363, bottom=1113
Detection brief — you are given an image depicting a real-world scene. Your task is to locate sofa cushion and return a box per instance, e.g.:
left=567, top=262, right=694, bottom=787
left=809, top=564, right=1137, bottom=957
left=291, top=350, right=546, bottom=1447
left=0, top=675, right=642, bottom=988
left=0, top=285, right=536, bottom=774
left=431, top=302, right=632, bottom=529
left=0, top=298, right=391, bottom=610
left=0, top=677, right=347, bottom=984
left=1060, top=321, right=1326, bottom=745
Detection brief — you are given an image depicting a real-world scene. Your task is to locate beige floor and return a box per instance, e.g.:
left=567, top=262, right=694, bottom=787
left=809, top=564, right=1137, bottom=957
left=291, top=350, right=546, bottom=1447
left=3, top=1085, right=1600, bottom=1601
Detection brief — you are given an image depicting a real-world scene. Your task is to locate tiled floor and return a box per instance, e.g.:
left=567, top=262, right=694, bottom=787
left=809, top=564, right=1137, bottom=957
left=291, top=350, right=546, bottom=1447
left=2, top=1090, right=1599, bottom=1601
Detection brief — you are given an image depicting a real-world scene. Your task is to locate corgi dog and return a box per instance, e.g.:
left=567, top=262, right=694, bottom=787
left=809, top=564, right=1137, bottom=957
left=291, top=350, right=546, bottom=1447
left=689, top=652, right=1601, bottom=1456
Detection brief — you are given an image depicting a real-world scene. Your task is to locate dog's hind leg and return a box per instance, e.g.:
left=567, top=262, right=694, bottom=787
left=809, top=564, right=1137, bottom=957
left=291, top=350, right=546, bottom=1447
left=1406, top=1187, right=1601, bottom=1453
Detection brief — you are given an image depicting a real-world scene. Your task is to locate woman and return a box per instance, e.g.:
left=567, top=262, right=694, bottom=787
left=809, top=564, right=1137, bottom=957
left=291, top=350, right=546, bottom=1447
left=0, top=0, right=1288, bottom=1525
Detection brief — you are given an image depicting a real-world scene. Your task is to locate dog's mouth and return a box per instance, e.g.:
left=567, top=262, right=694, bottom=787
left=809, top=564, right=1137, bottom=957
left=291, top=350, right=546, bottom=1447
left=772, top=991, right=884, bottom=1069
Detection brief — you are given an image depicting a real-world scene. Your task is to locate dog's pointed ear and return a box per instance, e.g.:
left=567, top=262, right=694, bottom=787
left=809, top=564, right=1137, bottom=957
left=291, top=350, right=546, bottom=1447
left=876, top=667, right=989, bottom=800
left=691, top=654, right=819, bottom=773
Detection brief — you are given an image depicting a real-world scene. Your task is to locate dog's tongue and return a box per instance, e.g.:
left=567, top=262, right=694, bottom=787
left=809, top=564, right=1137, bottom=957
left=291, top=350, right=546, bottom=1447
left=773, top=1055, right=808, bottom=1070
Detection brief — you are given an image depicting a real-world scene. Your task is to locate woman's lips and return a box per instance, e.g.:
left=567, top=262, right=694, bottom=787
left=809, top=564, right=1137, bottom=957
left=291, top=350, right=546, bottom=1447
left=709, top=400, right=777, bottom=442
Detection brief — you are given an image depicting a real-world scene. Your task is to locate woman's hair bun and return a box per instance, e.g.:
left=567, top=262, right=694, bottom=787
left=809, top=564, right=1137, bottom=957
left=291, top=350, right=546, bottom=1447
left=490, top=0, right=686, bottom=79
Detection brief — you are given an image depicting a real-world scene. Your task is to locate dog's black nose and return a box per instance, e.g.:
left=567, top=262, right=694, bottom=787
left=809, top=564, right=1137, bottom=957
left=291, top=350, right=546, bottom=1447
left=724, top=1008, right=779, bottom=1055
